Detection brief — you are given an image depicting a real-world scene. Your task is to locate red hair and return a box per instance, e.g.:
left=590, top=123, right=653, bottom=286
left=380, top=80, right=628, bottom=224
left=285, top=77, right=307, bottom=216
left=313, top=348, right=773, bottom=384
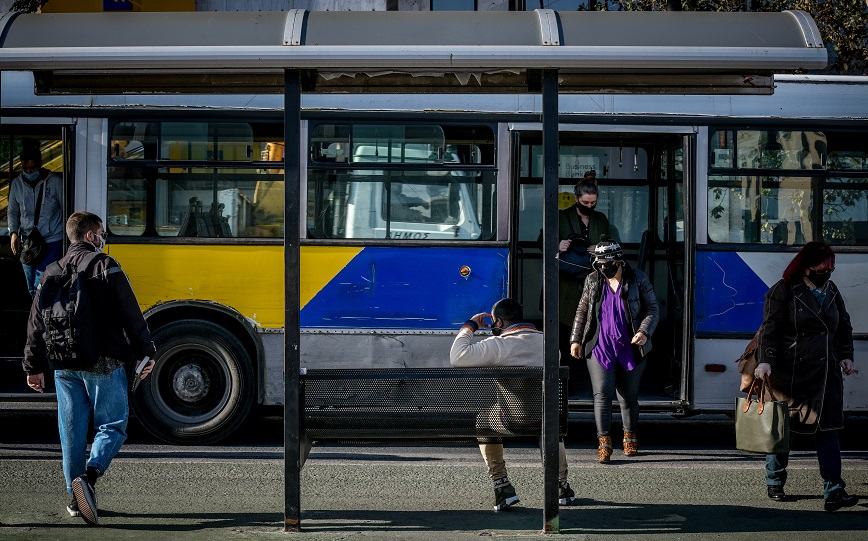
left=782, top=241, right=836, bottom=283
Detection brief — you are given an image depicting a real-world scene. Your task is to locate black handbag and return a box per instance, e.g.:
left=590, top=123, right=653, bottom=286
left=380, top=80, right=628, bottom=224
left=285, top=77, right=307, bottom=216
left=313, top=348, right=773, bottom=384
left=19, top=184, right=46, bottom=266
left=557, top=217, right=592, bottom=279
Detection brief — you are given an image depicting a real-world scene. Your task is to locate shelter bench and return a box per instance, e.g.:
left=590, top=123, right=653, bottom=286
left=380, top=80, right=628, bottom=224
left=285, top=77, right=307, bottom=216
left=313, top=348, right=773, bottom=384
left=301, top=366, right=569, bottom=440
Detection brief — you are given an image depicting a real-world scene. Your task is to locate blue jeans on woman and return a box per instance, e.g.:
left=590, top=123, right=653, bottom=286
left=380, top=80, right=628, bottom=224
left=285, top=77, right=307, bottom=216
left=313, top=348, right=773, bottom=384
left=55, top=367, right=129, bottom=493
left=766, top=429, right=846, bottom=499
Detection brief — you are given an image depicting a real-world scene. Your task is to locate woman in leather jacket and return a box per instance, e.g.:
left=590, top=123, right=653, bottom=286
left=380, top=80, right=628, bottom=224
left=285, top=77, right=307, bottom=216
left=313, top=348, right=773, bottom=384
left=569, top=237, right=659, bottom=462
left=755, top=241, right=858, bottom=511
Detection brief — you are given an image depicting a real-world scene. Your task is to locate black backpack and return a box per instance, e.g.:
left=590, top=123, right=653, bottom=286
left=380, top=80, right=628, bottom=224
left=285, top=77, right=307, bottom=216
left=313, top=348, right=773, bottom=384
left=38, top=252, right=101, bottom=363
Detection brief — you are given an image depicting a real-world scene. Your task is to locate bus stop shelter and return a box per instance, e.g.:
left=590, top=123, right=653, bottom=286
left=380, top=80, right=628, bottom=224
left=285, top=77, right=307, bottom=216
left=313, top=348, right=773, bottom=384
left=0, top=8, right=826, bottom=534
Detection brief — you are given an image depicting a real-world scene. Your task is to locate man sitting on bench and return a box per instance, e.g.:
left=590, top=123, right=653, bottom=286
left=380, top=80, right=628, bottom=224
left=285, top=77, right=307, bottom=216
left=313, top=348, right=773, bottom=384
left=450, top=298, right=578, bottom=511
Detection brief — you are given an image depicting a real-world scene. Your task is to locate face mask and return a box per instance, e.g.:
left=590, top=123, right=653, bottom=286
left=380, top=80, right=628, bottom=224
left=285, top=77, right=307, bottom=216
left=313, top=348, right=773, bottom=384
left=600, top=264, right=619, bottom=279
left=807, top=270, right=830, bottom=288
left=490, top=318, right=503, bottom=336
left=22, top=170, right=40, bottom=182
left=576, top=203, right=594, bottom=217
left=92, top=233, right=106, bottom=253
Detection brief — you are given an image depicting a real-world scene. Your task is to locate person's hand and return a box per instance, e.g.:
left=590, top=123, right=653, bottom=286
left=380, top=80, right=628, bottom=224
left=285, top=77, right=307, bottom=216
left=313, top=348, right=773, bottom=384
left=10, top=232, right=19, bottom=256
left=570, top=342, right=582, bottom=359
left=630, top=331, right=648, bottom=346
left=841, top=359, right=855, bottom=376
left=139, top=359, right=156, bottom=380
left=27, top=373, right=45, bottom=393
left=558, top=239, right=571, bottom=252
left=587, top=244, right=597, bottom=254
left=755, top=363, right=772, bottom=380
left=470, top=313, right=491, bottom=329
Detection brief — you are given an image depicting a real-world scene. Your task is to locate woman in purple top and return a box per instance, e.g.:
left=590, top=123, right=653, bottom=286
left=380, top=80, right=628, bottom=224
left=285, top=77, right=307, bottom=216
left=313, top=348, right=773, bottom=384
left=569, top=237, right=659, bottom=463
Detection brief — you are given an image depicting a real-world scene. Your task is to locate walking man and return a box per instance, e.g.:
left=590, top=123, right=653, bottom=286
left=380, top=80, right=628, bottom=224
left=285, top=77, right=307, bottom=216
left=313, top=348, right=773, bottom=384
left=23, top=211, right=156, bottom=525
left=450, top=297, right=578, bottom=511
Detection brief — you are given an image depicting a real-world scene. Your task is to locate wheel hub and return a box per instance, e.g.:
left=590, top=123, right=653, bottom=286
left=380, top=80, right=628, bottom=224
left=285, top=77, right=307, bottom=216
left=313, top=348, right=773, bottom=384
left=172, top=363, right=211, bottom=403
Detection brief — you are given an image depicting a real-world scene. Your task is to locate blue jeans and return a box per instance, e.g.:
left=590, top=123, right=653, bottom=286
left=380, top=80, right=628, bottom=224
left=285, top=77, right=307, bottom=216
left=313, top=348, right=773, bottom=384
left=55, top=367, right=129, bottom=493
left=23, top=239, right=63, bottom=297
left=766, top=429, right=846, bottom=499
left=587, top=353, right=647, bottom=437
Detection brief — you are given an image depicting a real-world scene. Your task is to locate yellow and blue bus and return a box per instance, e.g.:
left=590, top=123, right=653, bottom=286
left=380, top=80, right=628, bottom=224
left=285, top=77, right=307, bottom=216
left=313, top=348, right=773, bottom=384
left=2, top=10, right=867, bottom=444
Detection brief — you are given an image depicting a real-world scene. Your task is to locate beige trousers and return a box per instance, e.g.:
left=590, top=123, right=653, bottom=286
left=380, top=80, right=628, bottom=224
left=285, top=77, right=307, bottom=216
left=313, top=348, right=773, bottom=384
left=478, top=440, right=570, bottom=483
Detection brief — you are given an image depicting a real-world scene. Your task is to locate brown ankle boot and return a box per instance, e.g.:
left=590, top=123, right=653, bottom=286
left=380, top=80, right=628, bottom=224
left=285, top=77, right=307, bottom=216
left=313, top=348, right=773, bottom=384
left=597, top=435, right=612, bottom=463
left=623, top=431, right=638, bottom=456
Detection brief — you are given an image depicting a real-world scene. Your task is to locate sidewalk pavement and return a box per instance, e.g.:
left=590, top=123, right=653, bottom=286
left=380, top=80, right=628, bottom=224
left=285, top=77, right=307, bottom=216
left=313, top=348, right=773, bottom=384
left=1, top=444, right=867, bottom=540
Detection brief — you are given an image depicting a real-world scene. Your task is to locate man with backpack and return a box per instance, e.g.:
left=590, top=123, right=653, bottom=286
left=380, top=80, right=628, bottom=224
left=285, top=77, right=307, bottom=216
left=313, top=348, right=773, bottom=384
left=23, top=211, right=156, bottom=526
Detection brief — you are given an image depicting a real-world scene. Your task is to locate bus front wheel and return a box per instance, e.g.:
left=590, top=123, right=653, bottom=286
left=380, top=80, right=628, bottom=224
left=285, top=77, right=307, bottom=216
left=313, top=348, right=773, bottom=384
left=131, top=319, right=255, bottom=445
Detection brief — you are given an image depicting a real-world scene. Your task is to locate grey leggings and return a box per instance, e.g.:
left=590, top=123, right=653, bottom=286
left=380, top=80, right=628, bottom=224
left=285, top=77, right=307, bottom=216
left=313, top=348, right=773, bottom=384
left=586, top=353, right=647, bottom=437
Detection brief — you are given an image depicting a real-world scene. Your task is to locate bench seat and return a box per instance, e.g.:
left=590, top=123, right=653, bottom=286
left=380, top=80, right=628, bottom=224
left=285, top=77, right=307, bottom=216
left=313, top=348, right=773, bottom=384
left=302, top=366, right=568, bottom=440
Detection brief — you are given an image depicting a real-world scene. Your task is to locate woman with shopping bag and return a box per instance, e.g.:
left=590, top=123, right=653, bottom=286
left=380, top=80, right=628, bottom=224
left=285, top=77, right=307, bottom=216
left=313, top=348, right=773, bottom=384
left=755, top=241, right=858, bottom=511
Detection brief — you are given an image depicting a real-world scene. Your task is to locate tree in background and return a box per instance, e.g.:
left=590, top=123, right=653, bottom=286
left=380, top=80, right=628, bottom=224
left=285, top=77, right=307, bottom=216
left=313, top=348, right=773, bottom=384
left=10, top=0, right=48, bottom=12
left=598, top=0, right=867, bottom=74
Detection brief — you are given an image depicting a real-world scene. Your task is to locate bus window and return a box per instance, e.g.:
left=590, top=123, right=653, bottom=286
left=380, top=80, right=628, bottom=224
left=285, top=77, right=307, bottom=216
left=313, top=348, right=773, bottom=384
left=160, top=123, right=254, bottom=162
left=823, top=182, right=868, bottom=246
left=822, top=131, right=868, bottom=245
left=708, top=176, right=816, bottom=245
left=518, top=182, right=649, bottom=244
left=111, top=121, right=157, bottom=160
left=311, top=124, right=446, bottom=165
left=108, top=120, right=284, bottom=238
left=521, top=145, right=648, bottom=181
left=307, top=169, right=494, bottom=240
left=307, top=123, right=496, bottom=240
left=711, top=129, right=827, bottom=170
left=108, top=167, right=285, bottom=238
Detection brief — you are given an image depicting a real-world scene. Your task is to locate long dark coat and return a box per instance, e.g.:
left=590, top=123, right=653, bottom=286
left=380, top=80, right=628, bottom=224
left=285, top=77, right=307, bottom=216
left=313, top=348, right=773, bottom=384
left=758, top=278, right=854, bottom=434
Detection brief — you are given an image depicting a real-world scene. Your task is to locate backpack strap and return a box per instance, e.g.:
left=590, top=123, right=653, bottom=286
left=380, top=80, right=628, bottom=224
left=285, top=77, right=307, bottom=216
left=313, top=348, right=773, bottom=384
left=77, top=251, right=103, bottom=276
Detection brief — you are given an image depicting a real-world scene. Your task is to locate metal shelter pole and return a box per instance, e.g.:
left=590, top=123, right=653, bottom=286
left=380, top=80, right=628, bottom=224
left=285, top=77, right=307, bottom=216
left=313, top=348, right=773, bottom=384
left=283, top=69, right=302, bottom=533
left=541, top=68, right=560, bottom=534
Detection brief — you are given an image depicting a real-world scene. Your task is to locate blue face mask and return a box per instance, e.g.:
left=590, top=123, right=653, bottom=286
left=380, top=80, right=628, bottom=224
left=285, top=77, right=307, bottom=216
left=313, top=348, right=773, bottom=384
left=22, top=170, right=40, bottom=181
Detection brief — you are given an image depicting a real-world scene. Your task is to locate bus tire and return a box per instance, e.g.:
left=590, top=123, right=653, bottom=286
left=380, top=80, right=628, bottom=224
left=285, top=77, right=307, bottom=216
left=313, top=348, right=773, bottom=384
left=131, top=319, right=255, bottom=445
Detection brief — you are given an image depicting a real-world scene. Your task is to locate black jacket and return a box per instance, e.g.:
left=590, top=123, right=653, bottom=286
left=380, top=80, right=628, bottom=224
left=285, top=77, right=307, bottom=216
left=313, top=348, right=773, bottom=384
left=758, top=278, right=853, bottom=433
left=23, top=242, right=156, bottom=375
left=569, top=262, right=660, bottom=361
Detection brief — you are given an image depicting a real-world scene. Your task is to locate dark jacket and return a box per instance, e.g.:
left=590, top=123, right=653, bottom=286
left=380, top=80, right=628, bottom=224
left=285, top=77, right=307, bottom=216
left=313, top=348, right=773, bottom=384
left=569, top=262, right=659, bottom=361
left=758, top=278, right=853, bottom=433
left=23, top=242, right=156, bottom=375
left=557, top=205, right=610, bottom=325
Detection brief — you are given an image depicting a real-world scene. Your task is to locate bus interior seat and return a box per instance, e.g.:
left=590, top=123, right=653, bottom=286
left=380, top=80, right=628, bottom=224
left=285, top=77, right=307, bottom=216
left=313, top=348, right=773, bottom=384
left=178, top=196, right=232, bottom=237
left=208, top=202, right=232, bottom=237
left=637, top=229, right=653, bottom=272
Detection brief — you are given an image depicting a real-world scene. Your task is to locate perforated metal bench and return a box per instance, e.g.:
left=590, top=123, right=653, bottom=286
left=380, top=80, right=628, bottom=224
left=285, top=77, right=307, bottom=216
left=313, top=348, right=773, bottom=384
left=301, top=366, right=569, bottom=440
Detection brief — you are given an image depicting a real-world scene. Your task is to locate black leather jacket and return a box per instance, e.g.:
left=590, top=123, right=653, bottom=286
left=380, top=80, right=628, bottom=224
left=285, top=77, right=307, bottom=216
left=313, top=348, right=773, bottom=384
left=569, top=262, right=660, bottom=361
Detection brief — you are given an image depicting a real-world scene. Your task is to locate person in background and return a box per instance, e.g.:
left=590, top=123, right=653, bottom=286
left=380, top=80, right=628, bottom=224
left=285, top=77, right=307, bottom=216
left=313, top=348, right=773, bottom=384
left=756, top=241, right=859, bottom=512
left=8, top=141, right=65, bottom=297
left=451, top=298, right=578, bottom=512
left=24, top=211, right=156, bottom=526
left=570, top=237, right=659, bottom=463
left=557, top=177, right=611, bottom=395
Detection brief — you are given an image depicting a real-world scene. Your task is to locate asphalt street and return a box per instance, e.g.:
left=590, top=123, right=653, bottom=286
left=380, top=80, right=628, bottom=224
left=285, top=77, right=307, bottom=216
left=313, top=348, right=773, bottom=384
left=1, top=410, right=867, bottom=540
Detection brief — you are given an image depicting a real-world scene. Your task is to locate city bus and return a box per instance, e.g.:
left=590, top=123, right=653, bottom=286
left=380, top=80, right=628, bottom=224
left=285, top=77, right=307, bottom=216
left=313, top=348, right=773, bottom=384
left=1, top=9, right=866, bottom=443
